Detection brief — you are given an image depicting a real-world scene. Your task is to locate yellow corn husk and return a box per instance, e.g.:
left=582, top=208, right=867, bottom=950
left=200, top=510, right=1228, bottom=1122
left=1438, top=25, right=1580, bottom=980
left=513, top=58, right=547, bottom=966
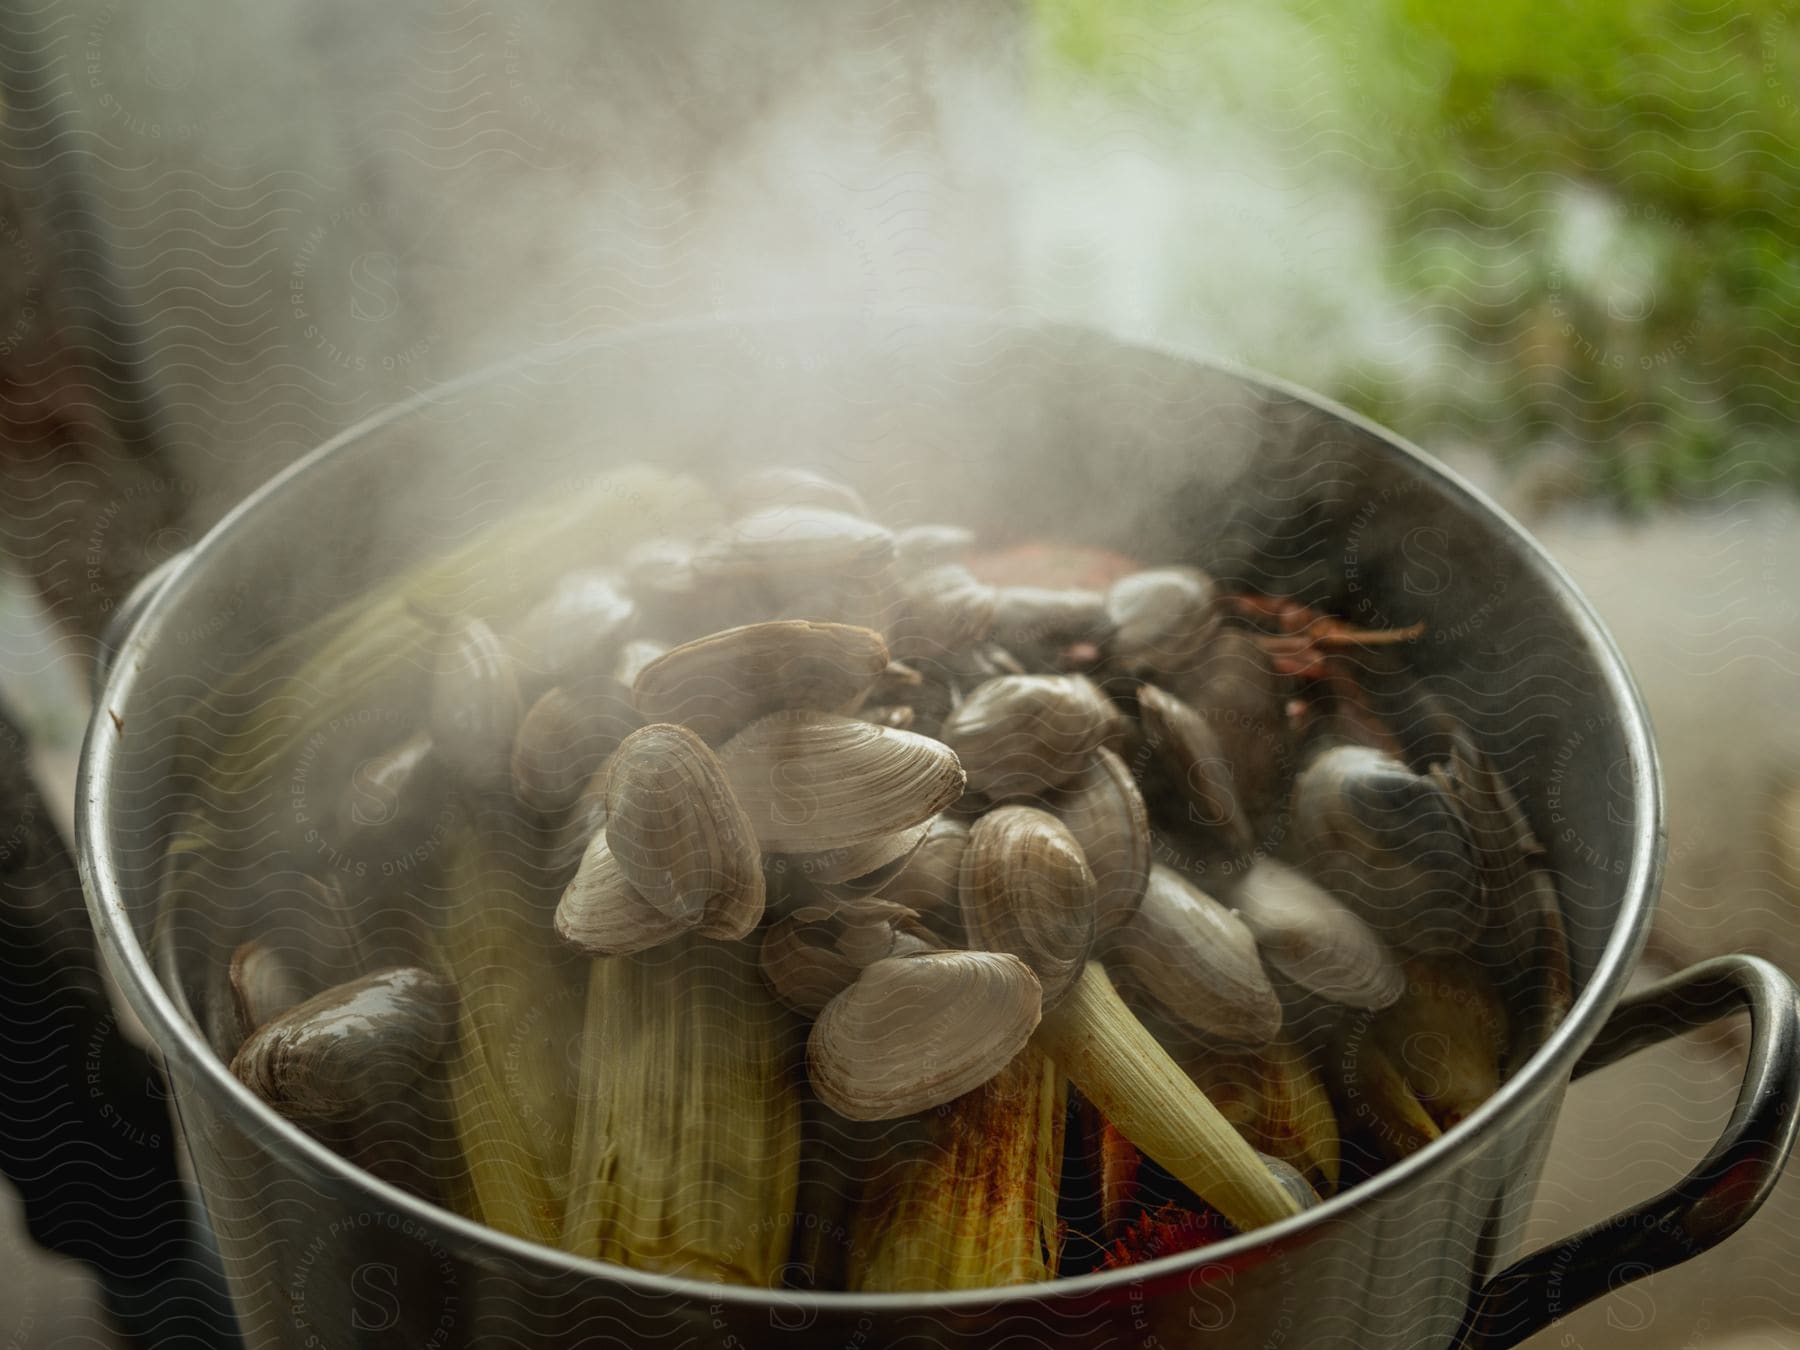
left=437, top=805, right=588, bottom=1246
left=1370, top=954, right=1508, bottom=1131
left=1037, top=962, right=1301, bottom=1233
left=788, top=1107, right=904, bottom=1291
left=164, top=466, right=717, bottom=860
left=848, top=1049, right=1066, bottom=1292
left=1177, top=1038, right=1341, bottom=1196
left=561, top=934, right=803, bottom=1285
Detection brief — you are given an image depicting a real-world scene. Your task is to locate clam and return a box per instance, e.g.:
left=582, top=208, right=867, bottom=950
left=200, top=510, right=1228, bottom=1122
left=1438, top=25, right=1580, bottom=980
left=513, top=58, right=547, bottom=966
left=760, top=899, right=934, bottom=1016
left=721, top=710, right=965, bottom=852
left=613, top=639, right=671, bottom=690
left=228, top=938, right=309, bottom=1046
left=1290, top=744, right=1482, bottom=955
left=959, top=806, right=1096, bottom=1009
left=507, top=569, right=637, bottom=686
left=1135, top=683, right=1256, bottom=858
left=511, top=683, right=640, bottom=817
left=429, top=617, right=523, bottom=786
left=806, top=950, right=1043, bottom=1120
left=554, top=835, right=694, bottom=956
left=729, top=466, right=869, bottom=519
left=939, top=674, right=1116, bottom=801
left=860, top=705, right=916, bottom=731
left=1047, top=747, right=1151, bottom=936
left=894, top=523, right=975, bottom=572
left=873, top=815, right=970, bottom=942
left=1107, top=866, right=1282, bottom=1046
left=890, top=564, right=998, bottom=664
left=1105, top=566, right=1220, bottom=677
left=603, top=723, right=765, bottom=936
left=631, top=620, right=890, bottom=743
left=698, top=506, right=896, bottom=582
left=229, top=966, right=457, bottom=1122
left=1232, top=861, right=1405, bottom=1010
left=988, top=585, right=1112, bottom=665
left=766, top=819, right=932, bottom=905
left=1260, top=1154, right=1323, bottom=1210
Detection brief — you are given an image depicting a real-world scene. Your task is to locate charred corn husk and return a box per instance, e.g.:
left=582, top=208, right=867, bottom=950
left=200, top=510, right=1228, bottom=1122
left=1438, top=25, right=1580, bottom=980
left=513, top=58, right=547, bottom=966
left=561, top=934, right=803, bottom=1284
left=848, top=1049, right=1065, bottom=1291
left=1178, top=1038, right=1340, bottom=1196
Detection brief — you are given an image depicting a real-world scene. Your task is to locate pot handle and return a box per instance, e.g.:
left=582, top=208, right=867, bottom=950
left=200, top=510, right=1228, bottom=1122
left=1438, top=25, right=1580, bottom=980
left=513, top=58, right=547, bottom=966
left=1458, top=953, right=1800, bottom=1349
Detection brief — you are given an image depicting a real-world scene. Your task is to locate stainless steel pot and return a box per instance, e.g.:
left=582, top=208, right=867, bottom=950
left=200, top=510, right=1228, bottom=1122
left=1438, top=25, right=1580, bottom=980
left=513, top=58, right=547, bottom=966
left=79, top=315, right=1800, bottom=1349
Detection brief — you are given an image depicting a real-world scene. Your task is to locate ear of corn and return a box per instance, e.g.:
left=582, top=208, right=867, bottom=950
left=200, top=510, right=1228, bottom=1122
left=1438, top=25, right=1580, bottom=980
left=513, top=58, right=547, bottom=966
left=1036, top=962, right=1301, bottom=1233
left=561, top=934, right=803, bottom=1285
left=437, top=803, right=588, bottom=1246
left=1176, top=1037, right=1340, bottom=1196
left=848, top=1049, right=1066, bottom=1291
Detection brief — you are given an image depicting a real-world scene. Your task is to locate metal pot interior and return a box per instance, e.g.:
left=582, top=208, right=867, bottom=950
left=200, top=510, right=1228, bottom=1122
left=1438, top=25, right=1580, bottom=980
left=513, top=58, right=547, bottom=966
left=87, top=313, right=1659, bottom=1292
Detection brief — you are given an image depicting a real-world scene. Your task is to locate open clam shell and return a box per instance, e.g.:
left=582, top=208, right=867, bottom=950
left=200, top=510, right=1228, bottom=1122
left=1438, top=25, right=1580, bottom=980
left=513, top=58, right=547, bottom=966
left=806, top=950, right=1043, bottom=1120
left=603, top=723, right=765, bottom=935
left=760, top=899, right=934, bottom=1016
left=554, top=835, right=695, bottom=956
left=872, top=814, right=970, bottom=943
left=721, top=710, right=965, bottom=852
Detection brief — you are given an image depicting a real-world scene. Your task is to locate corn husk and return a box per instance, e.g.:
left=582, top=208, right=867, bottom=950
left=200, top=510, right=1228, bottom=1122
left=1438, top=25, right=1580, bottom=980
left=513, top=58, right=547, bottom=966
left=436, top=804, right=588, bottom=1245
left=848, top=1049, right=1065, bottom=1291
left=1175, top=1038, right=1340, bottom=1196
left=561, top=934, right=803, bottom=1284
left=164, top=467, right=716, bottom=862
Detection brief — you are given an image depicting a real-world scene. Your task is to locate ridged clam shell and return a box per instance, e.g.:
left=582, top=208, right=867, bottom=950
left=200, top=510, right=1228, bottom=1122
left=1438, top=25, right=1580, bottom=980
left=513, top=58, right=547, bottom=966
left=554, top=835, right=695, bottom=956
left=767, top=819, right=933, bottom=905
left=760, top=899, right=932, bottom=1016
left=1233, top=861, right=1405, bottom=1010
left=872, top=815, right=970, bottom=942
left=721, top=711, right=965, bottom=852
left=1048, top=748, right=1151, bottom=936
left=632, top=620, right=890, bottom=743
left=228, top=967, right=456, bottom=1121
left=603, top=723, right=765, bottom=933
left=1291, top=744, right=1481, bottom=955
left=507, top=569, right=637, bottom=686
left=940, top=674, right=1115, bottom=801
left=429, top=618, right=523, bottom=785
left=806, top=950, right=1043, bottom=1120
left=1105, top=566, right=1220, bottom=677
left=1107, top=866, right=1282, bottom=1046
left=511, top=682, right=640, bottom=817
left=959, top=806, right=1096, bottom=1010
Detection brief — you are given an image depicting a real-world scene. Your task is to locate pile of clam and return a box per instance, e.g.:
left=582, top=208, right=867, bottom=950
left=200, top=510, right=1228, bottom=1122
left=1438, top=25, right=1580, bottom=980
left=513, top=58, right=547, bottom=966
left=230, top=465, right=1563, bottom=1248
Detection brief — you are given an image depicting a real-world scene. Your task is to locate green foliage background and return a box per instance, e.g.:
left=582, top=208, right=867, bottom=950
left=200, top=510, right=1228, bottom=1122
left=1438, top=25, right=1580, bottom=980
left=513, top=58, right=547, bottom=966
left=1032, top=0, right=1800, bottom=505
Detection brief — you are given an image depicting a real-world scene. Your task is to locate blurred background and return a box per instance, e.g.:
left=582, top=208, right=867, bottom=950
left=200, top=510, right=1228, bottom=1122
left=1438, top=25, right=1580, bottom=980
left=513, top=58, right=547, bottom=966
left=1, top=0, right=1796, bottom=1345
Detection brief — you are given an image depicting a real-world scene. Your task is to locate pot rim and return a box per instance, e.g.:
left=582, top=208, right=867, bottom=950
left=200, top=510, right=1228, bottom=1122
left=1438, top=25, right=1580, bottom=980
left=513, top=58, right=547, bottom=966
left=76, top=309, right=1665, bottom=1313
